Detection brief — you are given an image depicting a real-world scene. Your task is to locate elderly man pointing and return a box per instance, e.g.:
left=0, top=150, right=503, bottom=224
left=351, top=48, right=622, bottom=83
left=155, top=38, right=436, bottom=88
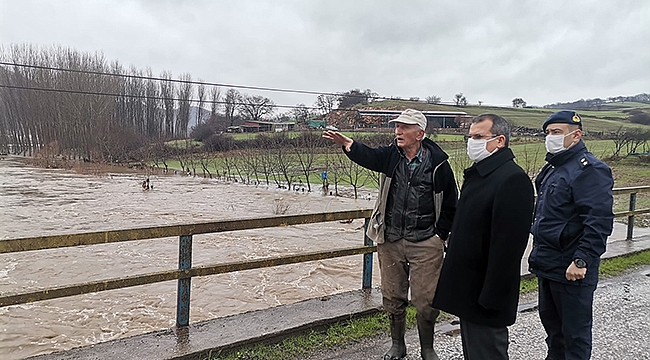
left=323, top=109, right=457, bottom=360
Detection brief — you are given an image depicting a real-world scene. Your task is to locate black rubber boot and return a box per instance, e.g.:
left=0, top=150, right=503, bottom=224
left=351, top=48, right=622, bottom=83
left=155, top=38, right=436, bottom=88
left=384, top=313, right=407, bottom=360
left=417, top=312, right=440, bottom=360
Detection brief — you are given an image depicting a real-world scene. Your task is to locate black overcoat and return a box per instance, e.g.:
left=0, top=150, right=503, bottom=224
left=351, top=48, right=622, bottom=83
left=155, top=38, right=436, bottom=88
left=433, top=148, right=534, bottom=327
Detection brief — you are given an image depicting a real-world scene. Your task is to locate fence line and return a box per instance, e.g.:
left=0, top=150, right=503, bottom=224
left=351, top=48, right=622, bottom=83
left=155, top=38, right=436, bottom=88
left=0, top=209, right=374, bottom=327
left=612, top=186, right=650, bottom=240
left=1, top=186, right=648, bottom=327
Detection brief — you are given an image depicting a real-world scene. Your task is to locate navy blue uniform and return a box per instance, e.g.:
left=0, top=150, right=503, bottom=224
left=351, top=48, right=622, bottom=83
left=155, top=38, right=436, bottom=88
left=529, top=140, right=614, bottom=360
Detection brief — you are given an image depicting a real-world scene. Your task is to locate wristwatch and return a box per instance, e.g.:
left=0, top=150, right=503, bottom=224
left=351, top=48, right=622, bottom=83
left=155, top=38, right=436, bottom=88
left=574, top=258, right=587, bottom=268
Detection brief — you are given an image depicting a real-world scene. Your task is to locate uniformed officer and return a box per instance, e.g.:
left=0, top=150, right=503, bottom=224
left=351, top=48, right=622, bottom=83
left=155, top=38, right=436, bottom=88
left=528, top=110, right=614, bottom=360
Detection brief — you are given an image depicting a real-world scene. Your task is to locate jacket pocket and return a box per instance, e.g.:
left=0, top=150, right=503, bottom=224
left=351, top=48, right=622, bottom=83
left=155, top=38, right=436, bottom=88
left=416, top=214, right=434, bottom=230
left=559, top=217, right=582, bottom=251
left=366, top=211, right=384, bottom=244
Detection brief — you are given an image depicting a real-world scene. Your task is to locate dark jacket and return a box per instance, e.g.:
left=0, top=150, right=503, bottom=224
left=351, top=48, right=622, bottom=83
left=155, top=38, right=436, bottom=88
left=528, top=140, right=614, bottom=285
left=433, top=148, right=534, bottom=327
left=345, top=137, right=457, bottom=243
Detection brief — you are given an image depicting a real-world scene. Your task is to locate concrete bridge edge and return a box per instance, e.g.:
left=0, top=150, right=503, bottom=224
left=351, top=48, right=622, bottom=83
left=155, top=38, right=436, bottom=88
left=27, top=234, right=650, bottom=360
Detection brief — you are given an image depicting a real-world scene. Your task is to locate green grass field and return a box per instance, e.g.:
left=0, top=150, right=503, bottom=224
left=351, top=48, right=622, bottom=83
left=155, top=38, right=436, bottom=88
left=155, top=138, right=650, bottom=226
left=362, top=100, right=650, bottom=132
left=156, top=100, right=650, bottom=219
left=155, top=139, right=644, bottom=190
left=164, top=139, right=203, bottom=148
left=180, top=100, right=649, bottom=146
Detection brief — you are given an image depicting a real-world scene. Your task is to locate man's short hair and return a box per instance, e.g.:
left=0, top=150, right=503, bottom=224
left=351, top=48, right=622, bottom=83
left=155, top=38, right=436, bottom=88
left=472, top=114, right=511, bottom=146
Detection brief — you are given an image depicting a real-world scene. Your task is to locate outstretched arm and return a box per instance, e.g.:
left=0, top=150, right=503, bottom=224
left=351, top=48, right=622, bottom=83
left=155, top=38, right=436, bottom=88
left=322, top=131, right=353, bottom=152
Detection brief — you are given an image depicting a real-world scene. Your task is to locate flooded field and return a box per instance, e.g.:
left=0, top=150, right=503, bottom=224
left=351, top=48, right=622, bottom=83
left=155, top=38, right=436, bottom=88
left=0, top=156, right=379, bottom=359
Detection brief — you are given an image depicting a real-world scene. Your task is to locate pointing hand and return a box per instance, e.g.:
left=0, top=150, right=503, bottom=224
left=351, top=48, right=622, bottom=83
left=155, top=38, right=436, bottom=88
left=322, top=131, right=353, bottom=152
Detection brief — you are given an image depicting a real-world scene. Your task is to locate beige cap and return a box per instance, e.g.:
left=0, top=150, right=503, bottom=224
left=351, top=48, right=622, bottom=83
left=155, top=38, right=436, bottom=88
left=388, top=109, right=427, bottom=130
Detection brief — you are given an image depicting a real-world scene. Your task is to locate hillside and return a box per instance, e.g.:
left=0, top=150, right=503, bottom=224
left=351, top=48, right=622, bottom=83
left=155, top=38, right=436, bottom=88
left=350, top=100, right=650, bottom=134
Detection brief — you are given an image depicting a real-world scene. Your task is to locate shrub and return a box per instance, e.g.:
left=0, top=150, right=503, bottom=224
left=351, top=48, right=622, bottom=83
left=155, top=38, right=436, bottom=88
left=204, top=134, right=236, bottom=152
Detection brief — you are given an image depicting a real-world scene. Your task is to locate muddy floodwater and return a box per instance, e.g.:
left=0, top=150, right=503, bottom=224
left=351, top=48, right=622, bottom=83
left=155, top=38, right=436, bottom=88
left=0, top=156, right=379, bottom=359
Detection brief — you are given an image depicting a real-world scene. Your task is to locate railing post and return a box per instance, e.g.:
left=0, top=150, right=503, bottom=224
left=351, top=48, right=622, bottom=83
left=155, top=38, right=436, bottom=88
left=362, top=217, right=373, bottom=289
left=627, top=193, right=637, bottom=240
left=176, top=235, right=192, bottom=327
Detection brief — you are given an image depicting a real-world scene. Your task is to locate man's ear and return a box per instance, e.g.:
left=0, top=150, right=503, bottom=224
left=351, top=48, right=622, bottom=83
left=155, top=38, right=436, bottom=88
left=575, top=128, right=583, bottom=138
left=497, top=134, right=506, bottom=148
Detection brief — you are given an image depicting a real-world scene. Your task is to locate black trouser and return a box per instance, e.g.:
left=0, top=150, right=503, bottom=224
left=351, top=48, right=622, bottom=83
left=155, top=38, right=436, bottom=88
left=538, top=277, right=597, bottom=360
left=459, top=319, right=509, bottom=360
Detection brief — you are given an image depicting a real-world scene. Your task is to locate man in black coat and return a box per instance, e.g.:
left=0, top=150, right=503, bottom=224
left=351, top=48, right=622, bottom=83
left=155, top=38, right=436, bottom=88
left=323, top=109, right=457, bottom=360
left=433, top=114, right=534, bottom=359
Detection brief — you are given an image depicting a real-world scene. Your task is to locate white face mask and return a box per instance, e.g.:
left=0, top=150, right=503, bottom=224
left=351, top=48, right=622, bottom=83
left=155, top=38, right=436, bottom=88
left=545, top=130, right=576, bottom=154
left=467, top=137, right=498, bottom=163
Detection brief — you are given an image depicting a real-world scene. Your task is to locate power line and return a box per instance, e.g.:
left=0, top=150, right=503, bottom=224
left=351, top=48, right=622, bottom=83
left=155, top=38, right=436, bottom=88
left=0, top=83, right=336, bottom=111
left=0, top=61, right=449, bottom=104
left=1, top=61, right=352, bottom=100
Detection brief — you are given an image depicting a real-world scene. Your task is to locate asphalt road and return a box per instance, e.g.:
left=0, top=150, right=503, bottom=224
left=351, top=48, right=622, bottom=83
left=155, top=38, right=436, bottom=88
left=298, top=266, right=650, bottom=360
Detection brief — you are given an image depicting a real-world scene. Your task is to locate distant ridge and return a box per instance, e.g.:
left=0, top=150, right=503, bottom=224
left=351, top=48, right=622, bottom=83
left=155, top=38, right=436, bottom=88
left=544, top=93, right=649, bottom=110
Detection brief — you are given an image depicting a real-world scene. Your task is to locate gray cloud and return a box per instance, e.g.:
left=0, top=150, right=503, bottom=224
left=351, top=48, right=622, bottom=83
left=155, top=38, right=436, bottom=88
left=1, top=0, right=648, bottom=107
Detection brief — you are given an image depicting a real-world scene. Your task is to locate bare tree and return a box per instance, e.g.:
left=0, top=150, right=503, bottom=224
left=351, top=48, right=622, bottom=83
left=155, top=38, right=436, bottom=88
left=315, top=94, right=337, bottom=115
left=454, top=93, right=468, bottom=107
left=260, top=133, right=296, bottom=189
left=176, top=73, right=193, bottom=137
left=144, top=69, right=161, bottom=138
left=336, top=150, right=368, bottom=199
left=210, top=86, right=221, bottom=117
left=224, top=88, right=241, bottom=127
left=611, top=126, right=632, bottom=159
left=290, top=103, right=311, bottom=123
left=239, top=94, right=275, bottom=122
left=322, top=146, right=342, bottom=195
left=448, top=146, right=473, bottom=189
left=425, top=95, right=441, bottom=104
left=196, top=80, right=206, bottom=127
left=365, top=167, right=381, bottom=188
left=625, top=129, right=650, bottom=155
left=149, top=141, right=171, bottom=173
left=292, top=130, right=319, bottom=192
left=220, top=151, right=238, bottom=181
left=257, top=142, right=275, bottom=186
left=516, top=143, right=545, bottom=178
left=160, top=71, right=175, bottom=138
left=0, top=44, right=169, bottom=162
left=184, top=139, right=198, bottom=177
left=239, top=148, right=262, bottom=186
left=198, top=153, right=213, bottom=178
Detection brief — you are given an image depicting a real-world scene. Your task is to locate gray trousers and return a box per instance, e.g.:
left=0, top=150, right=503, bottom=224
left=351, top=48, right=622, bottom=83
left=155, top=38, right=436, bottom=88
left=377, top=235, right=444, bottom=322
left=459, top=318, right=509, bottom=360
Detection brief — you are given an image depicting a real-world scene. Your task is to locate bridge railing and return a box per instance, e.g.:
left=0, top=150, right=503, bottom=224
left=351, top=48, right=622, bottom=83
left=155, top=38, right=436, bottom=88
left=0, top=186, right=648, bottom=328
left=0, top=209, right=374, bottom=326
left=611, top=186, right=650, bottom=240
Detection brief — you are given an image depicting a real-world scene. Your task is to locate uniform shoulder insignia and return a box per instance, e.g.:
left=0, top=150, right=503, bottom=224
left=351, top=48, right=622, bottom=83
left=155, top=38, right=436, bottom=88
left=579, top=156, right=590, bottom=168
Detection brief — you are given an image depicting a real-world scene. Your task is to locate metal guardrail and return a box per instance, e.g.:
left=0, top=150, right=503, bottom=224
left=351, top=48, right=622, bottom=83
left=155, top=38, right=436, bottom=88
left=0, top=186, right=648, bottom=328
left=0, top=209, right=375, bottom=327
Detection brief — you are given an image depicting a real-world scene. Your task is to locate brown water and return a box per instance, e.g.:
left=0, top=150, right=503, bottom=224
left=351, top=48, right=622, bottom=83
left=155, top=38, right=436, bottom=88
left=0, top=156, right=379, bottom=359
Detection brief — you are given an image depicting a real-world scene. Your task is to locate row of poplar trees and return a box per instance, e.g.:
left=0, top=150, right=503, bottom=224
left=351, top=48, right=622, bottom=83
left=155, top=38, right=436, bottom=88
left=0, top=44, right=222, bottom=161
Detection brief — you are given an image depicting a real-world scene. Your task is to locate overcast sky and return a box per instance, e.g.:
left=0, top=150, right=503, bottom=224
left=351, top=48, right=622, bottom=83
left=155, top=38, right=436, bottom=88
left=1, top=0, right=648, bottom=108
